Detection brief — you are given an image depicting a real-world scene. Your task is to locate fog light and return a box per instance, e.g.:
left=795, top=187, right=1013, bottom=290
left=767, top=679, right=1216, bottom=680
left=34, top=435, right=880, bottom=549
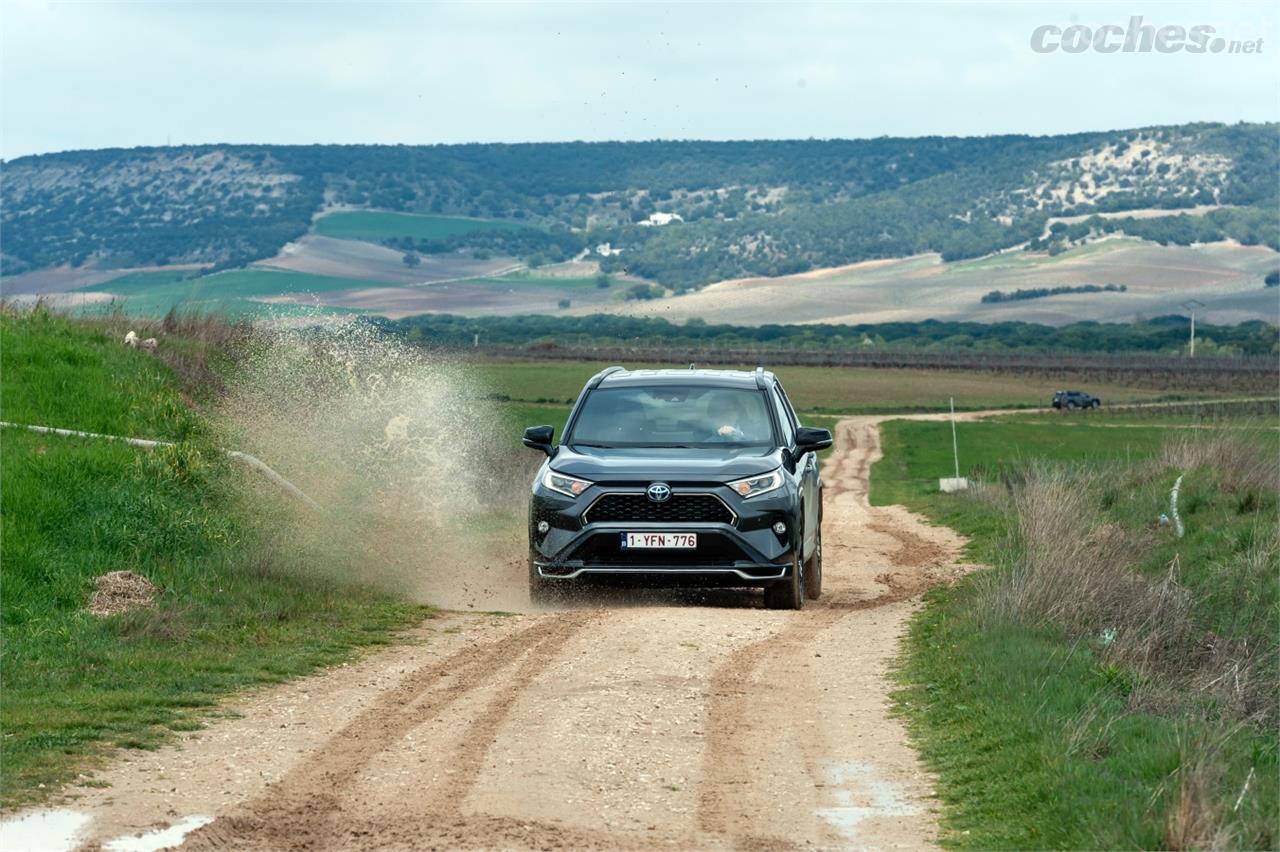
left=772, top=521, right=787, bottom=535
left=537, top=520, right=550, bottom=534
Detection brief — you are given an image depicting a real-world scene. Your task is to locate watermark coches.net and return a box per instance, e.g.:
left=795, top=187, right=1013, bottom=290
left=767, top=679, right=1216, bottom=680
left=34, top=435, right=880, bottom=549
left=1031, top=16, right=1263, bottom=54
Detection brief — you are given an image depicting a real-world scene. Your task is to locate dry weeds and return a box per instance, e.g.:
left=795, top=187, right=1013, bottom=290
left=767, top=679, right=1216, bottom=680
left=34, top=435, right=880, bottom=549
left=88, top=570, right=159, bottom=617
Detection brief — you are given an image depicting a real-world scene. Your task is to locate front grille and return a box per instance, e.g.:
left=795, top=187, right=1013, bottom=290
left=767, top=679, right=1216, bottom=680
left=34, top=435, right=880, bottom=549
left=583, top=493, right=735, bottom=525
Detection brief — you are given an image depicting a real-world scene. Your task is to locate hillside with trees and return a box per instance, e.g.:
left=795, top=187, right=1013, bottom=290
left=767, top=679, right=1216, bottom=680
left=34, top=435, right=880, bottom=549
left=2, top=122, right=1276, bottom=288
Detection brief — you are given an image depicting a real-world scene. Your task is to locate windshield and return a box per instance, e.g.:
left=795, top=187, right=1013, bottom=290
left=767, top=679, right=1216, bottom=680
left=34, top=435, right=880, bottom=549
left=567, top=386, right=775, bottom=448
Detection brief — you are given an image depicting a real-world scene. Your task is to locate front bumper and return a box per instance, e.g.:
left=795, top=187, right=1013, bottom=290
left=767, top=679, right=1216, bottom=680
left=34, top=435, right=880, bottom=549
left=529, top=484, right=798, bottom=587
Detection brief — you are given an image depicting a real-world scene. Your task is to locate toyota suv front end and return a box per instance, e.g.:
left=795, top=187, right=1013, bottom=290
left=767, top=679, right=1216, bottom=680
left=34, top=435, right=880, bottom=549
left=522, top=366, right=832, bottom=609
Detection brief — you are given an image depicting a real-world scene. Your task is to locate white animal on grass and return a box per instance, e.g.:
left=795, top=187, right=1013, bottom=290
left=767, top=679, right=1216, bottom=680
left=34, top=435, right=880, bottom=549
left=141, top=338, right=158, bottom=351
left=123, top=330, right=139, bottom=347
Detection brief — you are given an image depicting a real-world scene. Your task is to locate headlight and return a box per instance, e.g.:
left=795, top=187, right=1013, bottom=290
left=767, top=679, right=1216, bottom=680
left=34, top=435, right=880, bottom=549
left=542, top=469, right=592, bottom=498
left=727, top=468, right=783, bottom=499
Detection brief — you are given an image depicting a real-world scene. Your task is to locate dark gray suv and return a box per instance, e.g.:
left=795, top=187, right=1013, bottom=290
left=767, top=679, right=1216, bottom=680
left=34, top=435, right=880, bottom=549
left=1052, top=389, right=1101, bottom=410
left=522, top=367, right=832, bottom=609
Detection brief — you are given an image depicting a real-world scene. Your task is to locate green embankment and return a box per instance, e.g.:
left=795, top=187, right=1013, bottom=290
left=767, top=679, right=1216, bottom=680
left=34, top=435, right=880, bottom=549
left=872, top=418, right=1278, bottom=848
left=0, top=310, right=426, bottom=807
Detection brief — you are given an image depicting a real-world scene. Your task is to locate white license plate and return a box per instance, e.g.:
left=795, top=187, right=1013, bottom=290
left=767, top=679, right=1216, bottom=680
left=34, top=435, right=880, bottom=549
left=620, top=532, right=697, bottom=549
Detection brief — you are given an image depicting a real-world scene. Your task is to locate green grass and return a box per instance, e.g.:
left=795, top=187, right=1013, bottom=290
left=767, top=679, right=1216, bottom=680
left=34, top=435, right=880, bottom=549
left=80, top=269, right=376, bottom=318
left=993, top=402, right=1280, bottom=429
left=872, top=418, right=1279, bottom=847
left=0, top=310, right=426, bottom=807
left=946, top=237, right=1139, bottom=273
left=470, top=359, right=1194, bottom=416
left=314, top=211, right=524, bottom=242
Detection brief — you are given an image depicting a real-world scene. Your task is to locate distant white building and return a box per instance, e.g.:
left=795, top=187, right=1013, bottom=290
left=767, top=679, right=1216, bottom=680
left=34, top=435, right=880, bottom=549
left=637, top=211, right=684, bottom=227
left=594, top=242, right=622, bottom=256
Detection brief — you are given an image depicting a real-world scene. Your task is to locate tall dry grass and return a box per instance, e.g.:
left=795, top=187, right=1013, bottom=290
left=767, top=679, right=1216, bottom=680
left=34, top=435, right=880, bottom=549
left=1160, top=429, right=1280, bottom=495
left=972, top=429, right=1278, bottom=847
left=976, top=465, right=1201, bottom=692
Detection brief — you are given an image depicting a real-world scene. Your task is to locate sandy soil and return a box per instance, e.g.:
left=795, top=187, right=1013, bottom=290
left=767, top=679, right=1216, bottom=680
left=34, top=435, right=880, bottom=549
left=254, top=236, right=520, bottom=286
left=261, top=278, right=619, bottom=319
left=33, top=417, right=971, bottom=851
left=591, top=241, right=1279, bottom=327
left=0, top=264, right=206, bottom=295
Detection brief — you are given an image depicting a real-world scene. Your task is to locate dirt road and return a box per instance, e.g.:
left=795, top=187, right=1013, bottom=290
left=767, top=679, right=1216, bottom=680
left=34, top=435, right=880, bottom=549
left=49, top=417, right=969, bottom=851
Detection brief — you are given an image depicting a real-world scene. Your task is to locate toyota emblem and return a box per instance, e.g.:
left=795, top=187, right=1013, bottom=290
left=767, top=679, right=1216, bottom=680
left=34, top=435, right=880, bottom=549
left=646, top=482, right=672, bottom=503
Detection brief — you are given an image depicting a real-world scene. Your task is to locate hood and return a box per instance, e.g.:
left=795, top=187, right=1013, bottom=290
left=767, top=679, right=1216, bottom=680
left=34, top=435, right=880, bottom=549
left=550, top=445, right=783, bottom=482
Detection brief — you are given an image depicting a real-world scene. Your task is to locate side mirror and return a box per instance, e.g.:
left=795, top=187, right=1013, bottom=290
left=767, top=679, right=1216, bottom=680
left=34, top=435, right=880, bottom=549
left=795, top=426, right=833, bottom=454
left=522, top=425, right=556, bottom=456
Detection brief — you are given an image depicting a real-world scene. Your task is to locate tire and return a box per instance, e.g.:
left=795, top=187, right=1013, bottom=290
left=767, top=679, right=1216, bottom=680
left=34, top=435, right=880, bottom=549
left=764, top=550, right=805, bottom=610
left=803, top=519, right=823, bottom=601
left=1091, top=400, right=1100, bottom=409
left=1067, top=401, right=1078, bottom=410
left=528, top=556, right=558, bottom=606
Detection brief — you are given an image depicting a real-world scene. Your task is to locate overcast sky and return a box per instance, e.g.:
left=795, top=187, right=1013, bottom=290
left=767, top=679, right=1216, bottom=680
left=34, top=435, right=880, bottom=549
left=2, top=1, right=1277, bottom=160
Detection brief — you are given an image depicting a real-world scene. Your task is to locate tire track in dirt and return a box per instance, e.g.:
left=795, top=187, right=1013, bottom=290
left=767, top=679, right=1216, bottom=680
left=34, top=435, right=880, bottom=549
left=181, top=611, right=601, bottom=851
left=696, top=417, right=967, bottom=850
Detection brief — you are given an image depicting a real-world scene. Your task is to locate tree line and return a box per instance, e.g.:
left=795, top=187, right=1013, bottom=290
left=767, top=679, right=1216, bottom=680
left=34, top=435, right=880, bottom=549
left=981, top=284, right=1127, bottom=303
left=378, top=313, right=1279, bottom=356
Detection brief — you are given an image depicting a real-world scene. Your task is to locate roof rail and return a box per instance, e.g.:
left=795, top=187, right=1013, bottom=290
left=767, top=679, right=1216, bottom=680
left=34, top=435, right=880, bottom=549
left=754, top=366, right=767, bottom=390
left=587, top=365, right=626, bottom=389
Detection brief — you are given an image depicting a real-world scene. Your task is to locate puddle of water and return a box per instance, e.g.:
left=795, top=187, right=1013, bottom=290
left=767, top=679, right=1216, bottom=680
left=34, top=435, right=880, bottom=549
left=0, top=809, right=93, bottom=852
left=815, top=760, right=921, bottom=840
left=103, top=815, right=215, bottom=852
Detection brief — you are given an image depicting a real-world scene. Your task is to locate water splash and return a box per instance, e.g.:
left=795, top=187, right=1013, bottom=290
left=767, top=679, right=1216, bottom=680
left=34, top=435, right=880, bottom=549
left=221, top=320, right=533, bottom=609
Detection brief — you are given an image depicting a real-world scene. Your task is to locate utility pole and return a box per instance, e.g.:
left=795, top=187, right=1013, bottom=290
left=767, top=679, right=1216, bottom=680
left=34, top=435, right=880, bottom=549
left=1181, top=299, right=1205, bottom=357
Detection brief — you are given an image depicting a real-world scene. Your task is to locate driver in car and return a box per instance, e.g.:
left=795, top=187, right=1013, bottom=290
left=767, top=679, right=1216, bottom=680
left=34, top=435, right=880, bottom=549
left=707, top=393, right=746, bottom=440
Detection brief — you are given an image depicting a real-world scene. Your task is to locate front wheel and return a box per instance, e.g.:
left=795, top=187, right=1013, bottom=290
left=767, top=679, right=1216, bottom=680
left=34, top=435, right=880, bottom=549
left=764, top=551, right=805, bottom=610
left=1067, top=401, right=1078, bottom=410
left=1091, top=400, right=1100, bottom=409
left=804, top=524, right=823, bottom=600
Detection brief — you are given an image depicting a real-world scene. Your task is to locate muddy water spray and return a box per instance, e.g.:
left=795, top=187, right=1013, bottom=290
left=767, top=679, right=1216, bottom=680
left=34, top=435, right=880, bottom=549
left=222, top=321, right=533, bottom=609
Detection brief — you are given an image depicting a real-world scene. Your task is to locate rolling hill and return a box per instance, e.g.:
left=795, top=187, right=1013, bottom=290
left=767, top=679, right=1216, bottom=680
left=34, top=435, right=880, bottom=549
left=1, top=123, right=1276, bottom=324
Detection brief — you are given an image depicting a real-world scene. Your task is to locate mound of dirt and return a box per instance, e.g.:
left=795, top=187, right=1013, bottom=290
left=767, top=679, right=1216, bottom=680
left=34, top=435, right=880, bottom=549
left=89, top=571, right=159, bottom=616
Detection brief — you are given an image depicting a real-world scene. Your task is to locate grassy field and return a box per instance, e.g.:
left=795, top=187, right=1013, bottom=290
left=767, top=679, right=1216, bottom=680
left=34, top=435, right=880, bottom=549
left=0, top=310, right=426, bottom=807
left=599, top=239, right=1276, bottom=327
left=944, top=237, right=1137, bottom=273
left=314, top=211, right=525, bottom=242
left=478, top=271, right=607, bottom=291
left=470, top=359, right=1206, bottom=415
left=872, top=417, right=1278, bottom=848
left=79, top=267, right=618, bottom=319
left=80, top=269, right=374, bottom=318
left=992, top=401, right=1280, bottom=428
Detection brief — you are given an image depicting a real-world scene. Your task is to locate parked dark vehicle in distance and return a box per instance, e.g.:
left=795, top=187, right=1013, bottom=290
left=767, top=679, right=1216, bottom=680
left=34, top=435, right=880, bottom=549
left=522, top=366, right=832, bottom=610
left=1052, top=389, right=1101, bottom=410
